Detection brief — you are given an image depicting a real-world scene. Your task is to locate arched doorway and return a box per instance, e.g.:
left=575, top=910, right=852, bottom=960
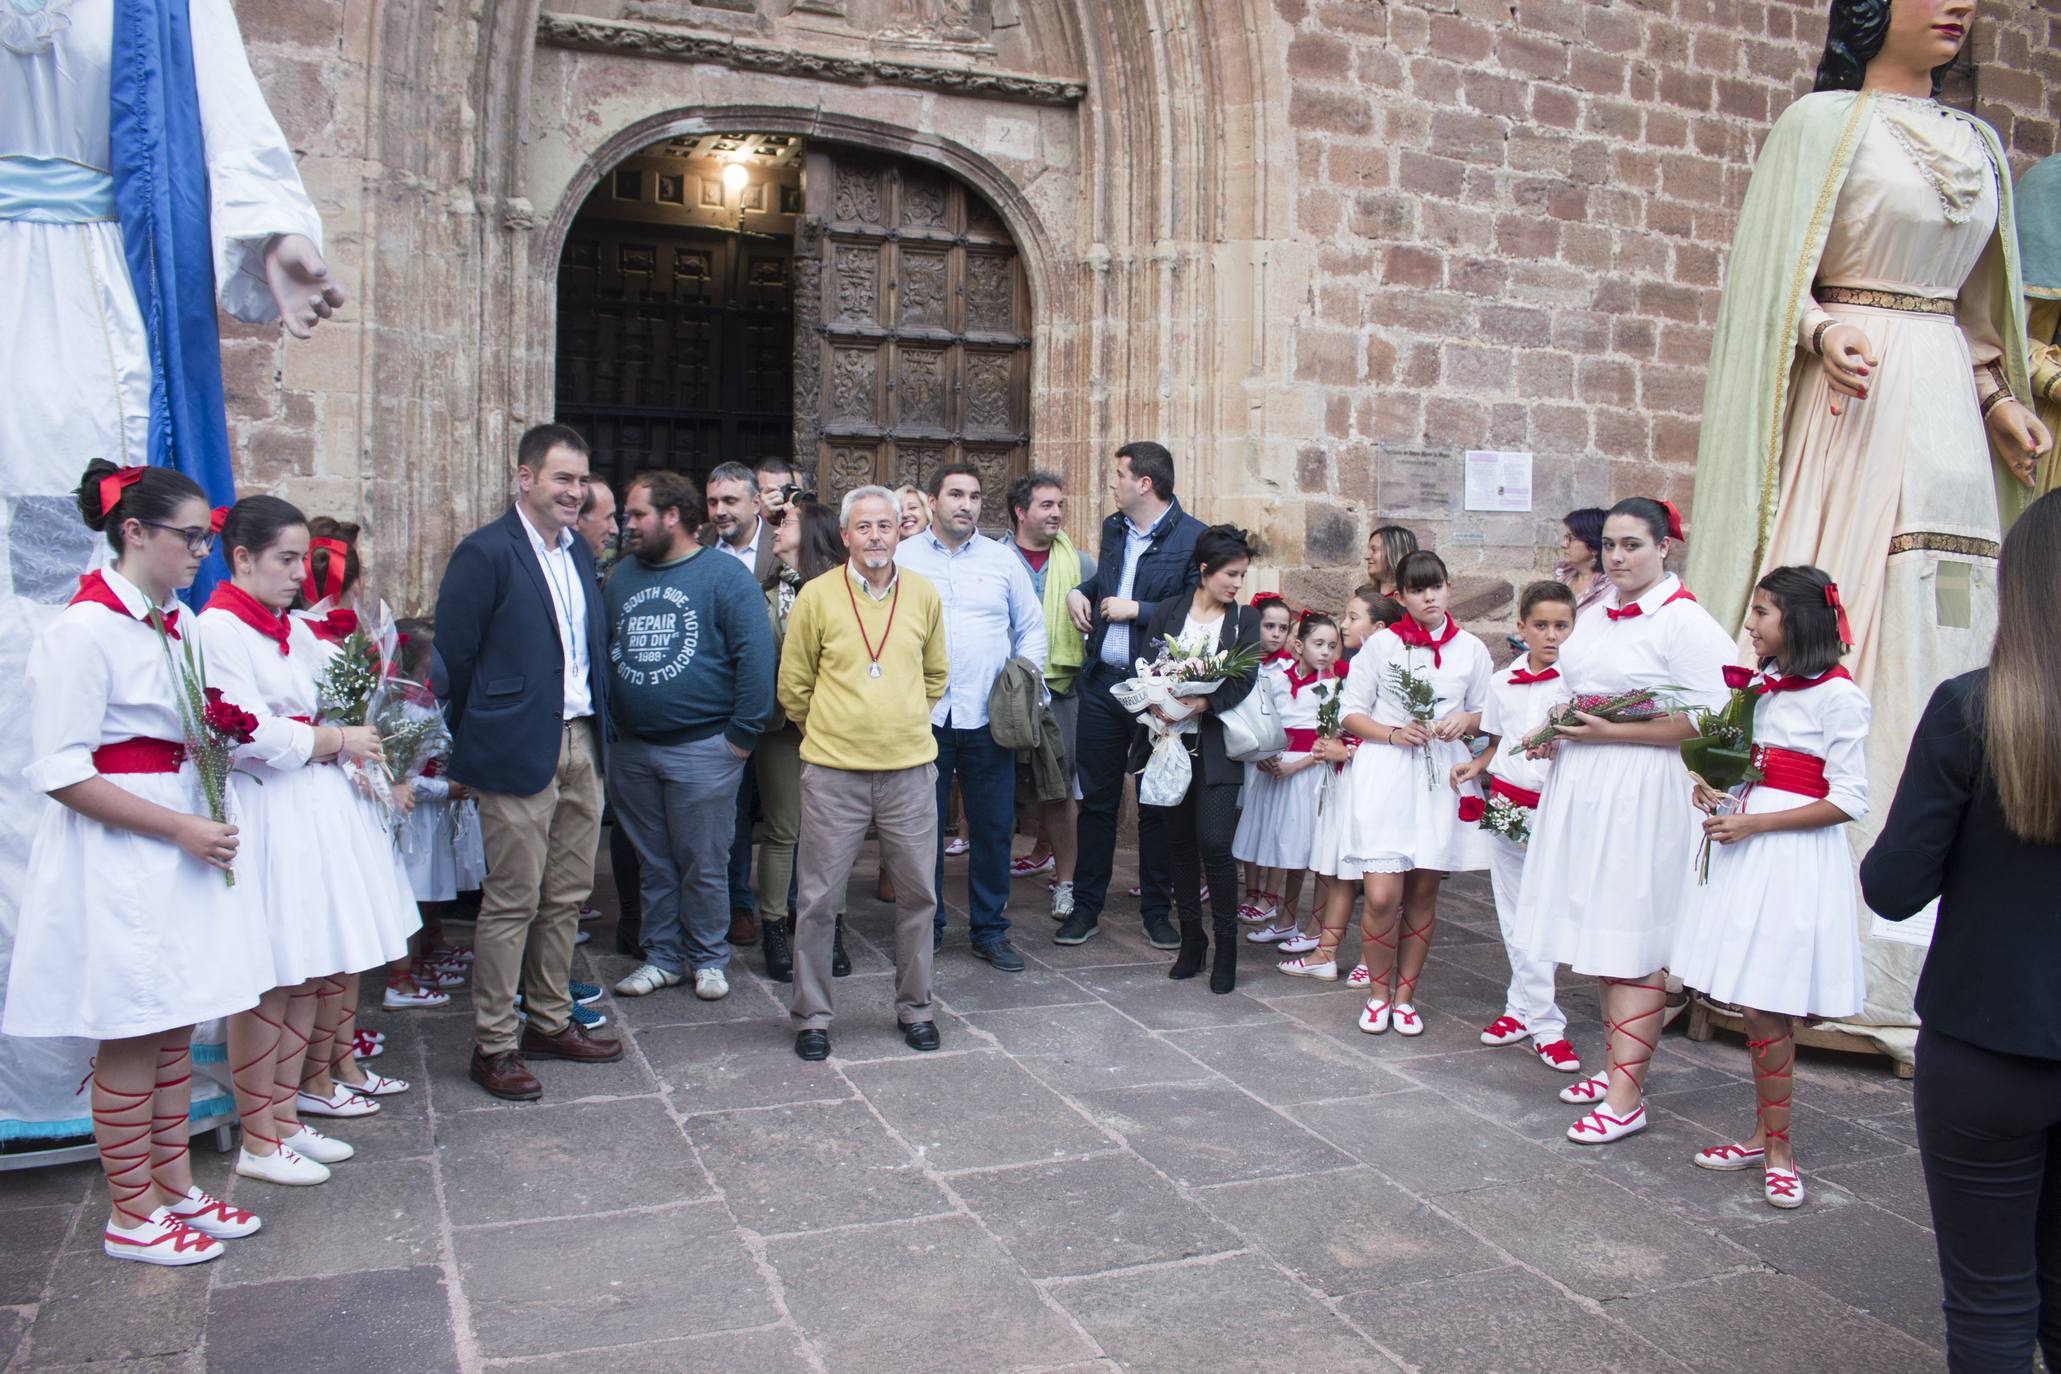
left=554, top=133, right=1033, bottom=533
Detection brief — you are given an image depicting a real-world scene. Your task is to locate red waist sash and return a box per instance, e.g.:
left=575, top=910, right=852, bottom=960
left=1749, top=744, right=1828, bottom=799
left=93, top=737, right=188, bottom=774
left=1489, top=776, right=1541, bottom=810
left=1283, top=728, right=1318, bottom=752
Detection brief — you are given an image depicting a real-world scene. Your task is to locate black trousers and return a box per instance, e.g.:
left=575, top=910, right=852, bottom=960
left=1073, top=664, right=1172, bottom=925
left=1916, top=1026, right=2061, bottom=1371
left=1156, top=774, right=1240, bottom=928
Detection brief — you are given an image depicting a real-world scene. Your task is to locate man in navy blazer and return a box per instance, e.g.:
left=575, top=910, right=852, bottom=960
left=436, top=423, right=623, bottom=1100
left=1056, top=441, right=1205, bottom=949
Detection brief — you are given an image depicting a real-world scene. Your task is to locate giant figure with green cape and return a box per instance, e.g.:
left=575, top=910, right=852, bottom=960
left=1684, top=0, right=2051, bottom=1066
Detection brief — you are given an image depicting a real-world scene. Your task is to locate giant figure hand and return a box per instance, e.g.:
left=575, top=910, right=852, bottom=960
left=1987, top=397, right=2053, bottom=488
left=264, top=233, right=346, bottom=339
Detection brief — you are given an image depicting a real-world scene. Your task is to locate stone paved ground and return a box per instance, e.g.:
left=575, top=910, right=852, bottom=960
left=1, top=848, right=1946, bottom=1373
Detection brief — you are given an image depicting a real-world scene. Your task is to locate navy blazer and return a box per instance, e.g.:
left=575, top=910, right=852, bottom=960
left=1076, top=497, right=1207, bottom=671
left=435, top=507, right=611, bottom=796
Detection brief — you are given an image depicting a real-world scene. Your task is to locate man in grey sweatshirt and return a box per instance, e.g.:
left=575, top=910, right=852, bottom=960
left=605, top=470, right=777, bottom=1002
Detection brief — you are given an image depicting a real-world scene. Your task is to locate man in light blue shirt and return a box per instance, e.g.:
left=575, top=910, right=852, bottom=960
left=894, top=464, right=1046, bottom=972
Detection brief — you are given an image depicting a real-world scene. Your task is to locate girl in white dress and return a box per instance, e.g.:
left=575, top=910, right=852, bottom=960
left=199, top=497, right=410, bottom=1187
left=1673, top=566, right=1871, bottom=1209
left=5, top=461, right=271, bottom=1264
left=1235, top=616, right=1344, bottom=941
left=1513, top=498, right=1735, bottom=1145
left=1337, top=552, right=1493, bottom=1037
left=1236, top=595, right=1299, bottom=924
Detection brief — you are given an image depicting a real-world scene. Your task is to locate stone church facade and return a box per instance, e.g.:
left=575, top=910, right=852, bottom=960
left=222, top=0, right=2060, bottom=618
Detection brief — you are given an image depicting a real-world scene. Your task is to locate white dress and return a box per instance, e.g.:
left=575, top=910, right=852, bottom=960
left=3, top=571, right=275, bottom=1039
left=1308, top=662, right=1366, bottom=881
left=1512, top=575, right=1734, bottom=977
left=401, top=773, right=458, bottom=904
left=1340, top=622, right=1493, bottom=874
left=196, top=608, right=418, bottom=985
left=1232, top=668, right=1332, bottom=870
left=1671, top=675, right=1871, bottom=1017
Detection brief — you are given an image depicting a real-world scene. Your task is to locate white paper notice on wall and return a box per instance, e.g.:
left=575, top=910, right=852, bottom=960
left=1869, top=896, right=1937, bottom=948
left=1463, top=450, right=1533, bottom=512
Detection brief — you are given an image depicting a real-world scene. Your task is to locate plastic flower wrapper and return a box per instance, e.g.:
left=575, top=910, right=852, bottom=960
left=1385, top=662, right=1440, bottom=790
left=373, top=676, right=452, bottom=788
left=1112, top=632, right=1262, bottom=807
left=314, top=598, right=407, bottom=824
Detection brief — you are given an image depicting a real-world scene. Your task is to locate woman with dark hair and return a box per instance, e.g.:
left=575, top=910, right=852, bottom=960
left=1512, top=497, right=1735, bottom=1144
left=755, top=497, right=852, bottom=981
left=1863, top=490, right=2061, bottom=1368
left=1132, top=525, right=1265, bottom=992
left=1362, top=524, right=1419, bottom=597
left=1555, top=507, right=1611, bottom=619
left=1688, top=0, right=2048, bottom=1045
left=2, top=462, right=274, bottom=1264
left=1673, top=564, right=1873, bottom=1209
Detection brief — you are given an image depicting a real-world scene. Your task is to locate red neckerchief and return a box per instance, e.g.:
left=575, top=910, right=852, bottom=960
left=1264, top=649, right=1295, bottom=665
left=1508, top=665, right=1559, bottom=686
left=305, top=607, right=359, bottom=644
left=1392, top=615, right=1458, bottom=668
left=1285, top=665, right=1322, bottom=697
left=1752, top=665, right=1853, bottom=696
left=1606, top=584, right=1696, bottom=622
left=70, top=571, right=179, bottom=638
left=205, top=582, right=293, bottom=657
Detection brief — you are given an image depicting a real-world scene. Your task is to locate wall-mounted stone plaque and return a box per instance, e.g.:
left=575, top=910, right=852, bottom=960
left=1375, top=444, right=1460, bottom=520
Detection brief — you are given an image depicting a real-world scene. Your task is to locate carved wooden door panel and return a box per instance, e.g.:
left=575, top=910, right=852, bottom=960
left=794, top=148, right=1030, bottom=534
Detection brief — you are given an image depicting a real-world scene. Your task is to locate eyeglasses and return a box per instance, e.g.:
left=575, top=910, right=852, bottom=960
left=138, top=521, right=217, bottom=556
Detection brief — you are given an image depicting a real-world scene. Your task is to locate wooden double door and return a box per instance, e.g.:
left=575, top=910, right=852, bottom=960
left=794, top=148, right=1032, bottom=534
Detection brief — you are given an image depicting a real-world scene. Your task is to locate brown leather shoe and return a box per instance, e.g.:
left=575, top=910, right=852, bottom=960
left=519, top=1020, right=624, bottom=1063
left=876, top=869, right=896, bottom=903
left=728, top=906, right=759, bottom=948
left=470, top=1047, right=541, bottom=1101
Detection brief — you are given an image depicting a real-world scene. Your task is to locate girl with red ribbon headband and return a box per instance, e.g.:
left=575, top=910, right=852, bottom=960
left=6, top=461, right=276, bottom=1266
left=1673, top=564, right=1871, bottom=1210
left=1233, top=613, right=1343, bottom=949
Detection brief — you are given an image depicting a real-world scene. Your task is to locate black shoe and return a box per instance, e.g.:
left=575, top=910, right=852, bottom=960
left=1142, top=914, right=1182, bottom=950
left=901, top=1020, right=940, bottom=1052
left=794, top=1029, right=830, bottom=1061
left=1167, top=922, right=1206, bottom=980
left=933, top=926, right=944, bottom=953
left=762, top=918, right=793, bottom=983
left=1053, top=911, right=1100, bottom=946
left=615, top=941, right=646, bottom=960
left=832, top=917, right=852, bottom=977
left=1209, top=918, right=1239, bottom=994
left=973, top=939, right=1025, bottom=973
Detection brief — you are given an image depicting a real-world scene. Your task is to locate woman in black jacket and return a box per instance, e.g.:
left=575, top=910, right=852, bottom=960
left=1861, top=489, right=2061, bottom=1372
left=1131, top=526, right=1263, bottom=993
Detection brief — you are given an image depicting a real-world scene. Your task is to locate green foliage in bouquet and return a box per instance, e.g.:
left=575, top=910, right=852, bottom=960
left=1680, top=677, right=1763, bottom=794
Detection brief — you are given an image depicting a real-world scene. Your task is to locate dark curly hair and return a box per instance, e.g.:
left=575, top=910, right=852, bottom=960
left=1813, top=0, right=1954, bottom=94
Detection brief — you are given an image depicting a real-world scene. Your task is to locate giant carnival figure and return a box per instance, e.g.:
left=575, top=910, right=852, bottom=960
left=1, top=0, right=344, bottom=1142
left=2020, top=153, right=2061, bottom=496
left=1686, top=0, right=2051, bottom=1064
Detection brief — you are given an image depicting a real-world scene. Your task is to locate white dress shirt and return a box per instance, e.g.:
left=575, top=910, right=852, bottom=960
left=515, top=504, right=594, bottom=720
left=895, top=529, right=1047, bottom=730
left=1098, top=504, right=1172, bottom=670
left=718, top=517, right=764, bottom=576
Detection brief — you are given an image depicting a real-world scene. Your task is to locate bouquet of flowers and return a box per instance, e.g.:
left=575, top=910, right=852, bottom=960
left=149, top=612, right=261, bottom=886
left=1313, top=680, right=1345, bottom=814
left=1385, top=662, right=1440, bottom=790
left=1508, top=687, right=1685, bottom=756
left=1683, top=666, right=1764, bottom=883
left=373, top=678, right=452, bottom=788
left=1478, top=789, right=1532, bottom=845
left=314, top=617, right=403, bottom=822
left=1113, top=632, right=1264, bottom=807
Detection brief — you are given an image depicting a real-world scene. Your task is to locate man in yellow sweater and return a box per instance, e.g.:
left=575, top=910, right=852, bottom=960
left=778, top=484, right=950, bottom=1060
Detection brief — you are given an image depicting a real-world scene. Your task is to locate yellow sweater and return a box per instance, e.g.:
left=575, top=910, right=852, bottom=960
left=778, top=565, right=948, bottom=771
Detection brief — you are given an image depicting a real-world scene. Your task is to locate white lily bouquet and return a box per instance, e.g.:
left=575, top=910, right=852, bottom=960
left=1113, top=632, right=1264, bottom=807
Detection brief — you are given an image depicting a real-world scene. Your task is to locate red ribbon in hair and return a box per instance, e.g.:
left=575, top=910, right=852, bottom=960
left=1392, top=614, right=1458, bottom=668
left=209, top=507, right=229, bottom=535
left=1251, top=591, right=1289, bottom=611
left=1661, top=500, right=1685, bottom=542
left=1824, top=581, right=1854, bottom=647
left=96, top=467, right=148, bottom=518
left=304, top=537, right=348, bottom=604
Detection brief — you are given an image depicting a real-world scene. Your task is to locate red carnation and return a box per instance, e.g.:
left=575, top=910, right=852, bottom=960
left=202, top=687, right=259, bottom=744
left=1721, top=665, right=1755, bottom=691
left=1456, top=795, right=1487, bottom=823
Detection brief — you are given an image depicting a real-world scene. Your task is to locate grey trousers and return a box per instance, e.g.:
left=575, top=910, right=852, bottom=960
left=608, top=733, right=748, bottom=975
left=791, top=760, right=938, bottom=1031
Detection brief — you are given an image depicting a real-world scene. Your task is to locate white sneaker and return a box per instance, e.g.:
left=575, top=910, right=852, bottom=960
left=103, top=1207, right=223, bottom=1265
left=614, top=963, right=684, bottom=998
left=1358, top=998, right=1393, bottom=1034
left=1567, top=1102, right=1646, bottom=1144
left=283, top=1126, right=354, bottom=1165
left=575, top=928, right=591, bottom=946
left=1559, top=1072, right=1610, bottom=1105
left=1245, top=920, right=1302, bottom=944
left=1277, top=954, right=1338, bottom=980
left=1391, top=1003, right=1424, bottom=1037
left=384, top=984, right=450, bottom=1010
left=297, top=1083, right=381, bottom=1118
left=165, top=1187, right=262, bottom=1239
left=1051, top=881, right=1075, bottom=920
left=694, top=967, right=730, bottom=1001
left=236, top=1144, right=331, bottom=1186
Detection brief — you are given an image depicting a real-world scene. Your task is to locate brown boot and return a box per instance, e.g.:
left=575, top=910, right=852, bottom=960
left=469, top=1047, right=541, bottom=1101
left=876, top=869, right=896, bottom=903
left=728, top=906, right=760, bottom=948
left=519, top=1020, right=624, bottom=1063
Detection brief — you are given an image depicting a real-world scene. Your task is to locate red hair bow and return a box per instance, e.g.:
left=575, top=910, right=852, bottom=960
left=209, top=507, right=229, bottom=536
left=97, top=466, right=147, bottom=518
left=304, top=536, right=349, bottom=604
left=1824, top=581, right=1853, bottom=647
left=1661, top=500, right=1685, bottom=542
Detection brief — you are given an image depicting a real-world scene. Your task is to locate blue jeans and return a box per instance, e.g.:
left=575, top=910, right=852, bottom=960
left=933, top=722, right=1014, bottom=947
left=610, top=734, right=747, bottom=974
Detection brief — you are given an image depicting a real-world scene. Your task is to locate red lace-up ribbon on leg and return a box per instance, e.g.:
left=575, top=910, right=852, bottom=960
left=1748, top=1032, right=1795, bottom=1147
left=1393, top=910, right=1437, bottom=1004
left=232, top=1005, right=284, bottom=1149
left=150, top=1043, right=193, bottom=1191
left=1359, top=914, right=1399, bottom=997
left=91, top=1075, right=157, bottom=1226
left=1598, top=976, right=1662, bottom=1099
